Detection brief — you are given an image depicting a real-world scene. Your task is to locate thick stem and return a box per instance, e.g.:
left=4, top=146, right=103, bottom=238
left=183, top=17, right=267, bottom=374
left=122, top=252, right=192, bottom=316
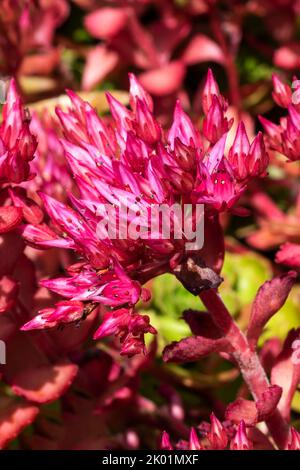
left=199, top=288, right=289, bottom=449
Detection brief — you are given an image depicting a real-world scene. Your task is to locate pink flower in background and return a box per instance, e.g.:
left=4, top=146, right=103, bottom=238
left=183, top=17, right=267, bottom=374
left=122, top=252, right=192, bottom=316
left=0, top=79, right=39, bottom=234
left=0, top=80, right=37, bottom=184
left=260, top=74, right=300, bottom=162
left=79, top=0, right=224, bottom=97
left=0, top=0, right=69, bottom=77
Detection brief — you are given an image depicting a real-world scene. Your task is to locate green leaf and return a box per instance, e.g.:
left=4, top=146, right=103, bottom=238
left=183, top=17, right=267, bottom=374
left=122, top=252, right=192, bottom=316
left=150, top=273, right=203, bottom=318
left=292, top=391, right=300, bottom=414
left=222, top=252, right=272, bottom=306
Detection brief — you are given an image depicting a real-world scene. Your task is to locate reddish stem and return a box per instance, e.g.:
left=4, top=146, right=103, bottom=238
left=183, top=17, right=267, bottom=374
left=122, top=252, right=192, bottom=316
left=210, top=8, right=242, bottom=112
left=199, top=288, right=289, bottom=449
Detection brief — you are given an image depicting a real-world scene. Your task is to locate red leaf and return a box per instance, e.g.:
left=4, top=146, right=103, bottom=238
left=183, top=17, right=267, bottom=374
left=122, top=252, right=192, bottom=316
left=11, top=361, right=78, bottom=404
left=274, top=43, right=300, bottom=70
left=0, top=206, right=23, bottom=233
left=182, top=34, right=225, bottom=65
left=225, top=398, right=258, bottom=425
left=256, top=385, right=282, bottom=420
left=0, top=396, right=39, bottom=449
left=139, top=62, right=186, bottom=96
left=82, top=45, right=119, bottom=91
left=276, top=243, right=300, bottom=267
left=84, top=8, right=127, bottom=40
left=247, top=272, right=296, bottom=348
left=225, top=386, right=282, bottom=425
left=163, top=335, right=232, bottom=363
left=20, top=50, right=60, bottom=76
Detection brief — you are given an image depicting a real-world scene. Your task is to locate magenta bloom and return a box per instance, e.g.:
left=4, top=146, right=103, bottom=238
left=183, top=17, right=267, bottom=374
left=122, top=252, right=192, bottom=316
left=260, top=74, right=300, bottom=161
left=160, top=414, right=254, bottom=450
left=27, top=113, right=74, bottom=199
left=230, top=421, right=253, bottom=450
left=21, top=71, right=268, bottom=355
left=0, top=0, right=69, bottom=77
left=0, top=80, right=37, bottom=184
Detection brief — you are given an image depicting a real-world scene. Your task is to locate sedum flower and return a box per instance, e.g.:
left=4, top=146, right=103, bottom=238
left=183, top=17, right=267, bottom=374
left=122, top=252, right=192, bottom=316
left=230, top=420, right=253, bottom=450
left=160, top=415, right=254, bottom=450
left=286, top=427, right=300, bottom=450
left=0, top=79, right=38, bottom=235
left=261, top=74, right=300, bottom=161
left=0, top=79, right=37, bottom=184
left=21, top=71, right=268, bottom=355
left=207, top=412, right=228, bottom=450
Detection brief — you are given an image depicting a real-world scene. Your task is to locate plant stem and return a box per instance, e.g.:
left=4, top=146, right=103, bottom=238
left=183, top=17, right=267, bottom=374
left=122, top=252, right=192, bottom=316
left=210, top=8, right=242, bottom=113
left=199, top=288, right=289, bottom=449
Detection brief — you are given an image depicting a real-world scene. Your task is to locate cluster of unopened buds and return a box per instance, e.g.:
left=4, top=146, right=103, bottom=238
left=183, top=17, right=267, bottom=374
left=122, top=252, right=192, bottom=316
left=161, top=415, right=300, bottom=450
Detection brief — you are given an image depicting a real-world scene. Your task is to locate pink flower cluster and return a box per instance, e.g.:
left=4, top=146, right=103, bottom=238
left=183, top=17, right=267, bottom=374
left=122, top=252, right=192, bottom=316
left=0, top=45, right=298, bottom=452
left=0, top=80, right=36, bottom=184
left=260, top=75, right=300, bottom=161
left=161, top=415, right=300, bottom=450
left=19, top=71, right=268, bottom=357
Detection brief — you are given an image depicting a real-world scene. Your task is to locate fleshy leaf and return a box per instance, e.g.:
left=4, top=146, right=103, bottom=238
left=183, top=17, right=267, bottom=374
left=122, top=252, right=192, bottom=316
left=0, top=206, right=23, bottom=233
left=11, top=361, right=78, bottom=404
left=163, top=335, right=232, bottom=363
left=225, top=398, right=258, bottom=425
left=0, top=396, right=39, bottom=449
left=247, top=272, right=296, bottom=347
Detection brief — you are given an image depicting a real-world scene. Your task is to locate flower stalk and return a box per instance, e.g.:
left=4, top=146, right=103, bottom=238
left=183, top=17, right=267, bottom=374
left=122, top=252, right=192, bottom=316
left=199, top=288, right=289, bottom=449
left=210, top=6, right=242, bottom=112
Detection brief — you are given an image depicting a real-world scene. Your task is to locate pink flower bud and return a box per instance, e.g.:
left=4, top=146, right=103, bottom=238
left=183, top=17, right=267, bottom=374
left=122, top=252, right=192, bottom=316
left=202, top=68, right=226, bottom=115
left=129, top=73, right=153, bottom=113
left=228, top=122, right=250, bottom=180
left=203, top=96, right=231, bottom=144
left=160, top=431, right=173, bottom=450
left=136, top=99, right=161, bottom=144
left=189, top=427, right=202, bottom=450
left=286, top=427, right=300, bottom=450
left=208, top=413, right=228, bottom=449
left=247, top=132, right=269, bottom=177
left=272, top=74, right=292, bottom=108
left=230, top=421, right=253, bottom=450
